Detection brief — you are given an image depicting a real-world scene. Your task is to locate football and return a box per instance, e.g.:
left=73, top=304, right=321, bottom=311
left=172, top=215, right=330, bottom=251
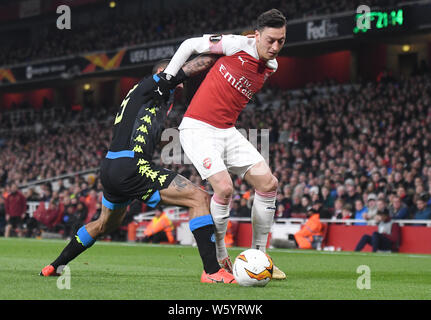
left=233, top=249, right=274, bottom=287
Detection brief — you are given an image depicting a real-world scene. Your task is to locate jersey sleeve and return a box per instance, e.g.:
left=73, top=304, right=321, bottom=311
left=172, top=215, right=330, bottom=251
left=164, top=34, right=252, bottom=76
left=164, top=35, right=218, bottom=77
left=218, top=34, right=251, bottom=56
left=221, top=34, right=279, bottom=71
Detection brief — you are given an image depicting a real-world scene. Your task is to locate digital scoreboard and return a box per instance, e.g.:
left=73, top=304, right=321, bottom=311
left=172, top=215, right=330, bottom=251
left=353, top=8, right=406, bottom=34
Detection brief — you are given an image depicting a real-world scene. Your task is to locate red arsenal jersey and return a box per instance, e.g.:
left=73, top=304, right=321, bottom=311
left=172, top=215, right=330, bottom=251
left=183, top=35, right=278, bottom=129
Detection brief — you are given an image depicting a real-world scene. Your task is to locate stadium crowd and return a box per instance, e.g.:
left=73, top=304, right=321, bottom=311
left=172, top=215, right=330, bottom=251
left=1, top=68, right=431, bottom=239
left=0, top=0, right=399, bottom=67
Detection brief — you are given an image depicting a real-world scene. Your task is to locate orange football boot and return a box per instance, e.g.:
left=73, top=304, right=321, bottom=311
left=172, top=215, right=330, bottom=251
left=39, top=265, right=60, bottom=277
left=201, top=268, right=236, bottom=284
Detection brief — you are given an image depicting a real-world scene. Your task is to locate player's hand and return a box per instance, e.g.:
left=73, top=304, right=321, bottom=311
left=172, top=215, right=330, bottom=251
left=152, top=72, right=176, bottom=104
left=152, top=70, right=187, bottom=104
left=154, top=72, right=175, bottom=92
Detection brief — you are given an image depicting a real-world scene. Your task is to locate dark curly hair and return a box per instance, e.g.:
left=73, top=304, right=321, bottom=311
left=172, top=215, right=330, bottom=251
left=256, top=9, right=287, bottom=31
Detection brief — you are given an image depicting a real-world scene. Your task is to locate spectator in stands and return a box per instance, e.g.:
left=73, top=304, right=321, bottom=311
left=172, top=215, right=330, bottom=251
left=60, top=198, right=87, bottom=238
left=279, top=184, right=292, bottom=214
left=0, top=194, right=5, bottom=236
left=293, top=205, right=325, bottom=249
left=83, top=189, right=99, bottom=223
left=354, top=208, right=401, bottom=252
left=229, top=200, right=240, bottom=217
left=413, top=194, right=431, bottom=220
left=33, top=194, right=64, bottom=232
left=278, top=122, right=292, bottom=147
left=320, top=185, right=335, bottom=218
left=388, top=195, right=409, bottom=219
left=341, top=203, right=353, bottom=220
left=344, top=179, right=359, bottom=208
left=0, top=169, right=6, bottom=188
left=57, top=179, right=67, bottom=194
left=236, top=197, right=251, bottom=217
left=275, top=203, right=289, bottom=219
left=364, top=193, right=377, bottom=220
left=74, top=201, right=88, bottom=228
left=25, top=188, right=41, bottom=202
left=142, top=207, right=175, bottom=244
left=294, top=194, right=311, bottom=217
left=4, top=183, right=27, bottom=237
left=335, top=185, right=347, bottom=202
left=290, top=194, right=302, bottom=216
left=332, top=198, right=344, bottom=219
left=376, top=198, right=388, bottom=215
left=61, top=197, right=75, bottom=238
left=21, top=211, right=40, bottom=238
left=39, top=185, right=53, bottom=202
left=224, top=220, right=235, bottom=248
left=354, top=198, right=368, bottom=226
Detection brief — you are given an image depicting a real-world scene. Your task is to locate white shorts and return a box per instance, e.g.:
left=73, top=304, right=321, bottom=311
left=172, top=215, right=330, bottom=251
left=179, top=117, right=265, bottom=180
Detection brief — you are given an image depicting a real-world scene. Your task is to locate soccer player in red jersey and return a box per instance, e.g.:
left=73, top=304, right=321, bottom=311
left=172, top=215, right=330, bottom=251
left=161, top=9, right=287, bottom=279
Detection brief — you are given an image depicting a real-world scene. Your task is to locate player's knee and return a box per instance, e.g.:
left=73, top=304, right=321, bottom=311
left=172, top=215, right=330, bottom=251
left=215, top=184, right=234, bottom=201
left=257, top=175, right=278, bottom=193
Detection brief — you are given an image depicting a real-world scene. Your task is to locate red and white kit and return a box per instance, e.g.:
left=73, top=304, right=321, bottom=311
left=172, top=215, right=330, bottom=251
left=165, top=34, right=277, bottom=179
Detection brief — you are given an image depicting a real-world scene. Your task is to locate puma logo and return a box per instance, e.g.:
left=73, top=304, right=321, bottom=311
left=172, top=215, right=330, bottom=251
left=154, top=87, right=162, bottom=96
left=238, top=56, right=248, bottom=67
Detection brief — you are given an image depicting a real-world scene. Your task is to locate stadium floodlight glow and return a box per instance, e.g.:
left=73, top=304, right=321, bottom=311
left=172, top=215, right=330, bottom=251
left=402, top=44, right=411, bottom=52
left=354, top=9, right=404, bottom=34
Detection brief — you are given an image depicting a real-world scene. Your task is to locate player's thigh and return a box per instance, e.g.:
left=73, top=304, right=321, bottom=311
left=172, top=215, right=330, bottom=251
left=159, top=174, right=210, bottom=210
left=179, top=128, right=227, bottom=180
left=225, top=129, right=266, bottom=179
left=243, top=160, right=278, bottom=192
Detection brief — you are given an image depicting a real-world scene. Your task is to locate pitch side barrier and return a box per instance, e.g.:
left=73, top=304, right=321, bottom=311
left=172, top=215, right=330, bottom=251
left=133, top=213, right=431, bottom=227
left=26, top=203, right=431, bottom=227
left=130, top=211, right=431, bottom=253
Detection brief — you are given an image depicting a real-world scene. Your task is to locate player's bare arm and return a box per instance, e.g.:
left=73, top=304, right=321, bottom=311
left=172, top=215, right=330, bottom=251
left=182, top=54, right=219, bottom=77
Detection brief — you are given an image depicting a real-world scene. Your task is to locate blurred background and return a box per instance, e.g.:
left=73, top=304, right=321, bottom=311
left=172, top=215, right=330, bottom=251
left=1, top=0, right=431, bottom=253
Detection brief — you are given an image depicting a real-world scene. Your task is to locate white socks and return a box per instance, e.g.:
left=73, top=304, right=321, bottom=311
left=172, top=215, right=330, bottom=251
left=210, top=190, right=276, bottom=259
left=210, top=194, right=231, bottom=261
left=251, top=190, right=277, bottom=253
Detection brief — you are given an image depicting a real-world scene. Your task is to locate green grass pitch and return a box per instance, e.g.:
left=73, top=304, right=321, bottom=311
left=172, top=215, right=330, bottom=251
left=1, top=237, right=430, bottom=300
